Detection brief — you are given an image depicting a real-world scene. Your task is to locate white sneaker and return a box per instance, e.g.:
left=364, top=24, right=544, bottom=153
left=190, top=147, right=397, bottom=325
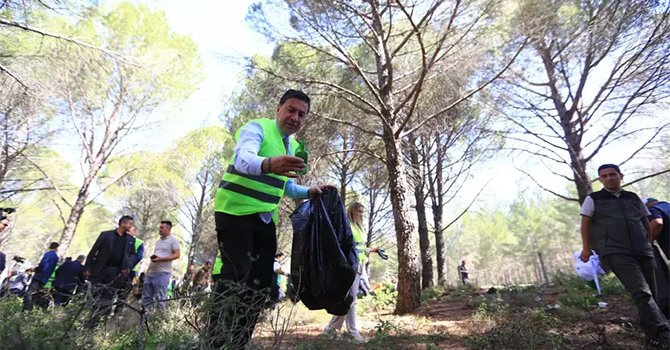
left=349, top=331, right=367, bottom=344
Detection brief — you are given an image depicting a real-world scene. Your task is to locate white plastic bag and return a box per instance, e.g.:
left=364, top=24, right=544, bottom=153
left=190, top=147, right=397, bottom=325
left=573, top=250, right=606, bottom=294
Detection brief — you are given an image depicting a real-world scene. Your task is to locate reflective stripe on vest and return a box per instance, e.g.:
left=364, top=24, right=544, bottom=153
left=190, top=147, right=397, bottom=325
left=212, top=256, right=223, bottom=276
left=214, top=118, right=296, bottom=219
left=218, top=180, right=282, bottom=204
left=223, top=164, right=285, bottom=189
left=44, top=268, right=57, bottom=289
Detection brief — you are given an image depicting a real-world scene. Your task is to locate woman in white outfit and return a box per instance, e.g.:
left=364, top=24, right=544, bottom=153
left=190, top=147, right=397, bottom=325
left=323, top=202, right=377, bottom=343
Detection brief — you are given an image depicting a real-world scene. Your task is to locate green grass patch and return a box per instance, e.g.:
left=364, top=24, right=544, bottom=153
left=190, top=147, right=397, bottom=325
left=466, top=309, right=567, bottom=350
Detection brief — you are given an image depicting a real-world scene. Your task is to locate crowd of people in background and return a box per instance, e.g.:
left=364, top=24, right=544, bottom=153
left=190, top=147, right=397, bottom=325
left=0, top=90, right=396, bottom=349
left=0, top=88, right=437, bottom=349
left=0, top=216, right=225, bottom=321
left=0, top=89, right=666, bottom=350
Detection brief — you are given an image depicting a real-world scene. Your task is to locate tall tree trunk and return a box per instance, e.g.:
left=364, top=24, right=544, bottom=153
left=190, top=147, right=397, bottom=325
left=383, top=129, right=421, bottom=313
left=539, top=46, right=593, bottom=204
left=187, top=215, right=203, bottom=266
left=409, top=134, right=433, bottom=289
left=563, top=117, right=591, bottom=203
left=415, top=184, right=433, bottom=289
left=187, top=217, right=201, bottom=267
left=339, top=166, right=348, bottom=206
left=365, top=188, right=376, bottom=273
left=537, top=251, right=549, bottom=284
left=369, top=0, right=420, bottom=313
left=187, top=176, right=208, bottom=266
left=58, top=186, right=90, bottom=255
left=570, top=156, right=592, bottom=204
left=431, top=135, right=446, bottom=284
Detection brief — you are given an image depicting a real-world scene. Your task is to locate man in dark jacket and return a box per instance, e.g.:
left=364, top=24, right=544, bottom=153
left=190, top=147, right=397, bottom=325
left=23, top=242, right=59, bottom=310
left=579, top=164, right=669, bottom=349
left=52, top=254, right=85, bottom=305
left=83, top=215, right=137, bottom=328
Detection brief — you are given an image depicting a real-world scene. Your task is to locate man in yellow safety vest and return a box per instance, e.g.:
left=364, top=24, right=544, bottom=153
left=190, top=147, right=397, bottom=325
left=207, top=89, right=329, bottom=349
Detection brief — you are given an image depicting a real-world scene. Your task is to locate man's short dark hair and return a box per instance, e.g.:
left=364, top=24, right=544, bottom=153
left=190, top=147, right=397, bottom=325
left=49, top=242, right=60, bottom=250
left=160, top=220, right=173, bottom=228
left=597, top=163, right=621, bottom=175
left=279, top=89, right=310, bottom=111
left=118, top=215, right=134, bottom=225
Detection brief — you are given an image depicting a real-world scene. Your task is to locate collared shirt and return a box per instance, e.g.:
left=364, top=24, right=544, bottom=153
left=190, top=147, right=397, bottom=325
left=234, top=120, right=309, bottom=223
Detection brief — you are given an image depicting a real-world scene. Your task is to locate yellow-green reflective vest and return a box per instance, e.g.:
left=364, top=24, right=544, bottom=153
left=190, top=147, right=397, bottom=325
left=132, top=238, right=144, bottom=272
left=212, top=256, right=223, bottom=276
left=351, top=224, right=367, bottom=264
left=166, top=280, right=174, bottom=298
left=214, top=118, right=298, bottom=222
left=44, top=269, right=57, bottom=289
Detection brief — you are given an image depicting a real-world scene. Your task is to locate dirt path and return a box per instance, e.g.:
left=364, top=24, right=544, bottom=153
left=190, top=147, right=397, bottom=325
left=256, top=286, right=652, bottom=349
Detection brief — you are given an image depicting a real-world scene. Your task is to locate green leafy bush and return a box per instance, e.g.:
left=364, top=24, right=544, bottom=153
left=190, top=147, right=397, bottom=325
left=358, top=285, right=397, bottom=313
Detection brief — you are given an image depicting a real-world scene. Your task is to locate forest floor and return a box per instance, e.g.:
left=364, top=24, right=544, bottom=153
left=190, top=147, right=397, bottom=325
left=254, top=274, right=653, bottom=350
left=0, top=272, right=659, bottom=350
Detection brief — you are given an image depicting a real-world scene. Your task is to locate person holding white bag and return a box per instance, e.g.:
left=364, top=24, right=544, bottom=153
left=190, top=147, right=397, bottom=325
left=579, top=164, right=669, bottom=349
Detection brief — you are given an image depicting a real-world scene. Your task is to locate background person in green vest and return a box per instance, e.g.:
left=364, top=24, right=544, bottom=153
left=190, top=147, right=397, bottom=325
left=114, top=225, right=144, bottom=315
left=23, top=242, right=59, bottom=311
left=323, top=201, right=379, bottom=344
left=273, top=252, right=288, bottom=302
left=166, top=278, right=176, bottom=298
left=207, top=89, right=330, bottom=350
left=130, top=225, right=144, bottom=276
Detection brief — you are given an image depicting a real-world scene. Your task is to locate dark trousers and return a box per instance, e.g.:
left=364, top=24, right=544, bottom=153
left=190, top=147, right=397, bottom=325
left=207, top=212, right=277, bottom=350
left=85, top=267, right=128, bottom=329
left=603, top=254, right=670, bottom=340
left=22, top=279, right=46, bottom=311
left=53, top=286, right=75, bottom=306
left=114, top=272, right=135, bottom=314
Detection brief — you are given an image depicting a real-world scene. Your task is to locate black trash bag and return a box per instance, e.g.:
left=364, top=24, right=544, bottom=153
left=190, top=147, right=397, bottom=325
left=289, top=187, right=358, bottom=315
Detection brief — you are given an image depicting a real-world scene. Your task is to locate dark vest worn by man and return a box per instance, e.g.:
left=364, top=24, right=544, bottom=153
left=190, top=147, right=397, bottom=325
left=589, top=189, right=653, bottom=258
